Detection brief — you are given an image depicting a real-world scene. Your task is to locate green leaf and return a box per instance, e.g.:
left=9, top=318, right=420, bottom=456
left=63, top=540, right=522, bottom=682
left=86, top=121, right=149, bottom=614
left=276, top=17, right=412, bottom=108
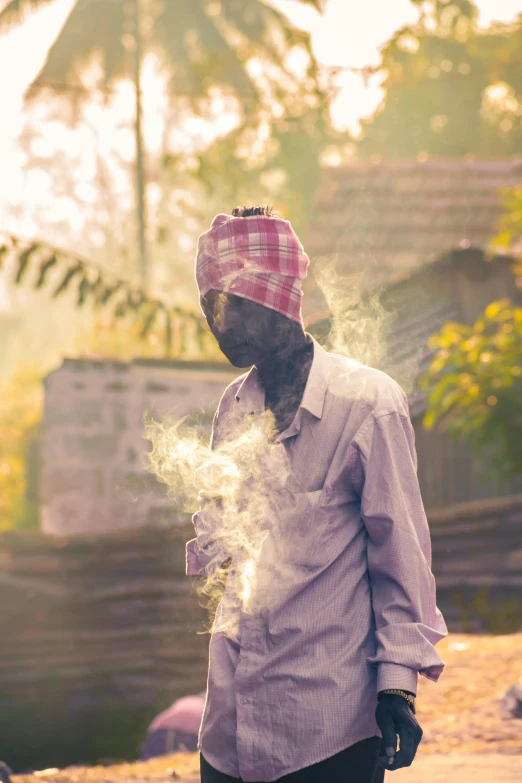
left=52, top=262, right=84, bottom=297
left=96, top=281, right=124, bottom=306
left=139, top=303, right=161, bottom=339
left=165, top=309, right=172, bottom=355
left=0, top=243, right=11, bottom=270
left=77, top=274, right=90, bottom=306
left=14, top=243, right=39, bottom=284
left=35, top=254, right=57, bottom=287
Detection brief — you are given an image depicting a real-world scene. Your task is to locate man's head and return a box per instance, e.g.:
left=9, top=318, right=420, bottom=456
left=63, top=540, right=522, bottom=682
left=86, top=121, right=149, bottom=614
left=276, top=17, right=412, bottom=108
left=195, top=205, right=309, bottom=368
left=201, top=288, right=307, bottom=368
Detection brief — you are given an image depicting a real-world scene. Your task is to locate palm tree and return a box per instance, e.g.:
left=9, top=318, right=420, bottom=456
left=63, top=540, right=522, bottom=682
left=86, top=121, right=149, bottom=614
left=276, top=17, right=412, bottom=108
left=0, top=0, right=330, bottom=289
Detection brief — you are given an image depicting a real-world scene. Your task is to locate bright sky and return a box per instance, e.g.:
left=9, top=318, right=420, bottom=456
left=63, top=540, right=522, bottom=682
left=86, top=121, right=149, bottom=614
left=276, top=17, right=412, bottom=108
left=0, top=0, right=521, bottom=230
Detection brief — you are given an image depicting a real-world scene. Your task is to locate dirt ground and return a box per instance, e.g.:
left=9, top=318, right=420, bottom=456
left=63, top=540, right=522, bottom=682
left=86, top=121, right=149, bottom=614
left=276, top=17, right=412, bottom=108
left=11, top=632, right=522, bottom=783
left=11, top=752, right=522, bottom=783
left=408, top=631, right=522, bottom=755
left=393, top=753, right=522, bottom=782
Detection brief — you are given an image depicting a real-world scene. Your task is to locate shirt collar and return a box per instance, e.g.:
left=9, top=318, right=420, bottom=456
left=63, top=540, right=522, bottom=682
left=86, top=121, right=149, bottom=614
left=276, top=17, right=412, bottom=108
left=234, top=332, right=330, bottom=420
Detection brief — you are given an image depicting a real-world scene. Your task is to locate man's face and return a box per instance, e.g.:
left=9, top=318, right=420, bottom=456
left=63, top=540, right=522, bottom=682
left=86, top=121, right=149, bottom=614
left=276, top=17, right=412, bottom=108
left=201, top=289, right=290, bottom=368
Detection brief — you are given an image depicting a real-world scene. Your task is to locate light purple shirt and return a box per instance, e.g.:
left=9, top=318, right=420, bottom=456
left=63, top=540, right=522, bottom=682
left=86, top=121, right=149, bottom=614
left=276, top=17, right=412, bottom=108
left=186, top=333, right=447, bottom=782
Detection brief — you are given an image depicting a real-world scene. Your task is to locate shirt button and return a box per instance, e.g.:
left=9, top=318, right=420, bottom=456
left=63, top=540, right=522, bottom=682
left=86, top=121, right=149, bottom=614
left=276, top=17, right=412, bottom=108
left=240, top=697, right=247, bottom=704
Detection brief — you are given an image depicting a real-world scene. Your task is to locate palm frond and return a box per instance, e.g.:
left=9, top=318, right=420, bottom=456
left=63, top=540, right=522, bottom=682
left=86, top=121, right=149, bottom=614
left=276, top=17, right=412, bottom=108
left=52, top=261, right=84, bottom=297
left=26, top=0, right=128, bottom=98
left=15, top=243, right=39, bottom=283
left=0, top=0, right=55, bottom=31
left=2, top=232, right=206, bottom=356
left=139, top=302, right=161, bottom=339
left=26, top=0, right=316, bottom=101
left=298, top=0, right=325, bottom=10
left=35, top=253, right=57, bottom=287
left=153, top=1, right=255, bottom=96
left=0, top=243, right=11, bottom=270
left=230, top=0, right=318, bottom=81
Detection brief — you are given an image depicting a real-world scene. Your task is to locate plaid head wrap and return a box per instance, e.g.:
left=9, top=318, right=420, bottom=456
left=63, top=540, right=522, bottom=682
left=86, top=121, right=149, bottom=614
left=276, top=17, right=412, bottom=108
left=195, top=213, right=309, bottom=325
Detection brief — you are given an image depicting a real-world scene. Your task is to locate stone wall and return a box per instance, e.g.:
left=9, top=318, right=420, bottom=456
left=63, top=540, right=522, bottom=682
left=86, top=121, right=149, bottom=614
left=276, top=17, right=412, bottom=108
left=41, top=357, right=238, bottom=536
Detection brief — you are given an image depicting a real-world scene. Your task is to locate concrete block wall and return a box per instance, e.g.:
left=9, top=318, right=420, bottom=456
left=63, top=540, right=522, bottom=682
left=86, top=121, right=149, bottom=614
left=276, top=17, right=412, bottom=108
left=41, top=357, right=238, bottom=536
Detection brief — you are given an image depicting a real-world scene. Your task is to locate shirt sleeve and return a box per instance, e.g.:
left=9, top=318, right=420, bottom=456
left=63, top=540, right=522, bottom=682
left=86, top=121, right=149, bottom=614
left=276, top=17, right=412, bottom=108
left=186, top=493, right=226, bottom=577
left=354, top=409, right=448, bottom=695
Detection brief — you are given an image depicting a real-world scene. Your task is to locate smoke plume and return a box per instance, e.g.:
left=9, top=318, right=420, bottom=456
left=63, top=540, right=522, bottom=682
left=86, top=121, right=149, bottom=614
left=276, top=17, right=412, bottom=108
left=145, top=406, right=324, bottom=640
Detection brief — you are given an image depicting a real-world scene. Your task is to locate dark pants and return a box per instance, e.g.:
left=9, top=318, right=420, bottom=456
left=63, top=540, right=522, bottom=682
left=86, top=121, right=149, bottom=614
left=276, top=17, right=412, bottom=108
left=200, top=736, right=385, bottom=783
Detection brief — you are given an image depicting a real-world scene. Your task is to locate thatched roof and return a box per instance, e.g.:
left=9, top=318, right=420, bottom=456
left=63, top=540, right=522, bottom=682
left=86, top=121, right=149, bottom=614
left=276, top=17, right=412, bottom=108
left=302, top=156, right=522, bottom=317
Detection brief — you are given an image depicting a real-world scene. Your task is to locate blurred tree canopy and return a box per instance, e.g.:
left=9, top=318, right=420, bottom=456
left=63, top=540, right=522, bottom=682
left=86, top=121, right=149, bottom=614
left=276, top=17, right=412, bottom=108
left=420, top=188, right=522, bottom=479
left=0, top=0, right=337, bottom=235
left=357, top=0, right=522, bottom=157
left=0, top=0, right=339, bottom=356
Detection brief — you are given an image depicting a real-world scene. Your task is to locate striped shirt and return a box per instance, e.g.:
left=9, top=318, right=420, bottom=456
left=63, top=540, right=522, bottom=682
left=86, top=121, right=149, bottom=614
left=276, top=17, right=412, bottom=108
left=186, top=333, right=447, bottom=782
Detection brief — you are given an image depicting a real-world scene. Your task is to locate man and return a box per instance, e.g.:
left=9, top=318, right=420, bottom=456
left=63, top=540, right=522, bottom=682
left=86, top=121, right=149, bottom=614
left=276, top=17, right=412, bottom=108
left=186, top=205, right=448, bottom=783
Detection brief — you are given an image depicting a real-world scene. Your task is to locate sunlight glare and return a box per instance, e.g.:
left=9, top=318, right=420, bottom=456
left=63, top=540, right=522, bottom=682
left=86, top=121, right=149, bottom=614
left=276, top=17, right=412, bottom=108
left=24, top=170, right=53, bottom=207
left=74, top=182, right=99, bottom=204
left=141, top=53, right=169, bottom=154
left=47, top=196, right=81, bottom=227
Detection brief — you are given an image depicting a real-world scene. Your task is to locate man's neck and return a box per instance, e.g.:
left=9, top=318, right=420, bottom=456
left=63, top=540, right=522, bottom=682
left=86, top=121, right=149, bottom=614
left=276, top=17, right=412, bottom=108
left=256, top=333, right=313, bottom=402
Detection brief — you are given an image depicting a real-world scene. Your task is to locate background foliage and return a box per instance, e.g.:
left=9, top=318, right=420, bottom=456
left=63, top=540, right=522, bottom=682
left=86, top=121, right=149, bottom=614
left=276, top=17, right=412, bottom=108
left=420, top=296, right=522, bottom=480
left=421, top=186, right=522, bottom=479
left=0, top=0, right=338, bottom=301
left=0, top=366, right=43, bottom=532
left=358, top=0, right=522, bottom=157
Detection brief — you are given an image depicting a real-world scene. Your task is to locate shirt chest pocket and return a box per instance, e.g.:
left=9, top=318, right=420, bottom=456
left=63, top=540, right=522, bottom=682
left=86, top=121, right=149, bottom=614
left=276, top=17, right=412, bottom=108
left=262, top=487, right=330, bottom=573
left=267, top=483, right=357, bottom=572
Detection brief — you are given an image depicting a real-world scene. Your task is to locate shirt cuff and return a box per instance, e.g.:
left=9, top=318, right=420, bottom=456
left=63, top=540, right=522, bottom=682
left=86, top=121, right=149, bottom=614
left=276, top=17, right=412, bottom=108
left=186, top=537, right=205, bottom=576
left=376, top=663, right=419, bottom=696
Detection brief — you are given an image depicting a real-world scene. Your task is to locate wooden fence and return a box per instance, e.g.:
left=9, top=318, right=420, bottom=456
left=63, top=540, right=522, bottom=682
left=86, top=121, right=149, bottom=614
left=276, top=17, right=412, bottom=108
left=0, top=521, right=208, bottom=771
left=428, top=493, right=522, bottom=634
left=1, top=494, right=521, bottom=770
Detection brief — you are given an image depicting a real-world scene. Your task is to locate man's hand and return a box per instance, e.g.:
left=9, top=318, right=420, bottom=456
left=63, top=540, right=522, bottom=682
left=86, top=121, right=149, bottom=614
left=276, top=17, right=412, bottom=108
left=375, top=694, right=423, bottom=771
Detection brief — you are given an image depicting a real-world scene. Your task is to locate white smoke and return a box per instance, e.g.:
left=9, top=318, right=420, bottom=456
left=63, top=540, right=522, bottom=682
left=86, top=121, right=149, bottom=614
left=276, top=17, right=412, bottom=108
left=145, top=406, right=322, bottom=641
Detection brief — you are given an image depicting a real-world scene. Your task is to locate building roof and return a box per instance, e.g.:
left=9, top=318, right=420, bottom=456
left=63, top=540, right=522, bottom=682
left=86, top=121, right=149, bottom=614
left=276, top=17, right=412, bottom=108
left=302, top=157, right=522, bottom=317
left=306, top=248, right=519, bottom=419
left=301, top=157, right=522, bottom=416
left=305, top=253, right=460, bottom=418
left=380, top=295, right=460, bottom=419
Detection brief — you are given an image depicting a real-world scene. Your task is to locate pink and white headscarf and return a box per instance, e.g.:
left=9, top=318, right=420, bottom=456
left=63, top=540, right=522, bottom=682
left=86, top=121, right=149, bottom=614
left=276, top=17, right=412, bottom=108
left=195, top=213, right=309, bottom=325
